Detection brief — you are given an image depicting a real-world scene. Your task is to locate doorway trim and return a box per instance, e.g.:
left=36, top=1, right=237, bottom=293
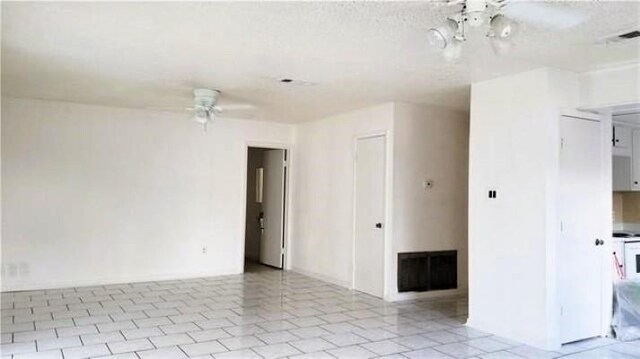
left=351, top=131, right=393, bottom=299
left=240, top=141, right=292, bottom=272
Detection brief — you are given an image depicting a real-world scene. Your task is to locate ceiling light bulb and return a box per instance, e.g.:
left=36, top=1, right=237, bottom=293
left=490, top=15, right=517, bottom=39
left=427, top=28, right=447, bottom=49
left=427, top=19, right=459, bottom=50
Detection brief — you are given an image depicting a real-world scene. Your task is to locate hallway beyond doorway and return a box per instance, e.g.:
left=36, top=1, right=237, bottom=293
left=244, top=147, right=288, bottom=271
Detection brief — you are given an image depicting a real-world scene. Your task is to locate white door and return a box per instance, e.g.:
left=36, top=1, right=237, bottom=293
left=354, top=135, right=386, bottom=298
left=558, top=116, right=603, bottom=343
left=260, top=149, right=285, bottom=268
left=632, top=130, right=640, bottom=190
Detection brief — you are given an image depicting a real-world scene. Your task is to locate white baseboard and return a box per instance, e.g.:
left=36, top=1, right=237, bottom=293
left=466, top=317, right=557, bottom=351
left=385, top=288, right=468, bottom=302
left=290, top=267, right=466, bottom=303
left=1, top=269, right=241, bottom=292
left=289, top=266, right=352, bottom=289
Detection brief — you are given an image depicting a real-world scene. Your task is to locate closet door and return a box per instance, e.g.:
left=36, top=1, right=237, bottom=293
left=558, top=115, right=603, bottom=343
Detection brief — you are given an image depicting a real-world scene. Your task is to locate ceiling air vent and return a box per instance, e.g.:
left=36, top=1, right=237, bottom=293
left=277, top=78, right=317, bottom=87
left=599, top=29, right=640, bottom=44
left=618, top=30, right=640, bottom=39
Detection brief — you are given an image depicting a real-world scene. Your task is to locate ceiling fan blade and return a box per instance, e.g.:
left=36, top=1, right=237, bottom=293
left=218, top=114, right=254, bottom=121
left=218, top=103, right=255, bottom=111
left=502, top=2, right=588, bottom=30
left=145, top=106, right=192, bottom=111
left=211, top=105, right=223, bottom=114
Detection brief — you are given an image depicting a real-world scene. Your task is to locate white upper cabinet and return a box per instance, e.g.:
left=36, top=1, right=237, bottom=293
left=612, top=124, right=640, bottom=191
left=613, top=125, right=632, bottom=156
left=613, top=156, right=632, bottom=191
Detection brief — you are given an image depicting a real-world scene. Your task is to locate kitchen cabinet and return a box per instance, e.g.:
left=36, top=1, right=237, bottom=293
left=613, top=156, right=632, bottom=191
left=613, top=125, right=632, bottom=156
left=612, top=124, right=640, bottom=191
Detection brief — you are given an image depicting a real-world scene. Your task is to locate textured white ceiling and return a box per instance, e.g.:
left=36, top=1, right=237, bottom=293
left=2, top=1, right=639, bottom=122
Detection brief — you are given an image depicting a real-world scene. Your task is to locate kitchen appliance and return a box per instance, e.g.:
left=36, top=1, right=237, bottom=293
left=624, top=241, right=640, bottom=280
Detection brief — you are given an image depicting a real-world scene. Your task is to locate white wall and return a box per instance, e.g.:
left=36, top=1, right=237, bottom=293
left=2, top=97, right=468, bottom=298
left=288, top=103, right=395, bottom=289
left=579, top=64, right=640, bottom=109
left=289, top=102, right=469, bottom=300
left=1, top=97, right=293, bottom=291
left=468, top=68, right=581, bottom=349
left=389, top=103, right=469, bottom=300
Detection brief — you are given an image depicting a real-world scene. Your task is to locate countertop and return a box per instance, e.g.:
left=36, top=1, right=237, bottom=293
left=613, top=231, right=640, bottom=238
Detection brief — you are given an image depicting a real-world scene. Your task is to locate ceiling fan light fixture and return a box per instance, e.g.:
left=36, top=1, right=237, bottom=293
left=428, top=0, right=533, bottom=59
left=193, top=88, right=220, bottom=109
left=464, top=0, right=487, bottom=27
left=193, top=106, right=209, bottom=124
left=466, top=11, right=485, bottom=27
left=490, top=14, right=518, bottom=39
left=427, top=19, right=459, bottom=50
left=426, top=28, right=447, bottom=49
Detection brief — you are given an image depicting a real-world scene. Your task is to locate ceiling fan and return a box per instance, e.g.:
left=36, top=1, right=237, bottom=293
left=428, top=0, right=588, bottom=60
left=149, top=88, right=255, bottom=131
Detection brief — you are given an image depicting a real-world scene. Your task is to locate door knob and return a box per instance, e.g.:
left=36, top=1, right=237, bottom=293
left=375, top=223, right=383, bottom=229
left=595, top=239, right=604, bottom=246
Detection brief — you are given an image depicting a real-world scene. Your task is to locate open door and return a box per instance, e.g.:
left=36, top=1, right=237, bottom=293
left=260, top=149, right=286, bottom=268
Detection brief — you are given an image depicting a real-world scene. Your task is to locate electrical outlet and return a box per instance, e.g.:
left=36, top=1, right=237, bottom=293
left=202, top=247, right=207, bottom=254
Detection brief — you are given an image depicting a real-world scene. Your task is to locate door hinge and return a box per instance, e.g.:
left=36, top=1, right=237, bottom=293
left=560, top=306, right=564, bottom=316
left=560, top=138, right=565, bottom=150
left=560, top=221, right=564, bottom=232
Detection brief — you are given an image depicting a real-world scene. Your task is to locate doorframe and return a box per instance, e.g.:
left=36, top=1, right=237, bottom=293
left=552, top=109, right=612, bottom=348
left=240, top=141, right=292, bottom=272
left=591, top=109, right=614, bottom=339
left=351, top=131, right=393, bottom=299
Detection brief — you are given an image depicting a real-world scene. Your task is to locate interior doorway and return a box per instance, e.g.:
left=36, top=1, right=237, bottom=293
left=244, top=147, right=288, bottom=271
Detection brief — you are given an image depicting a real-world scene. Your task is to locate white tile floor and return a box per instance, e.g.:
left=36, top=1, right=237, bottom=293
left=1, top=266, right=638, bottom=359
